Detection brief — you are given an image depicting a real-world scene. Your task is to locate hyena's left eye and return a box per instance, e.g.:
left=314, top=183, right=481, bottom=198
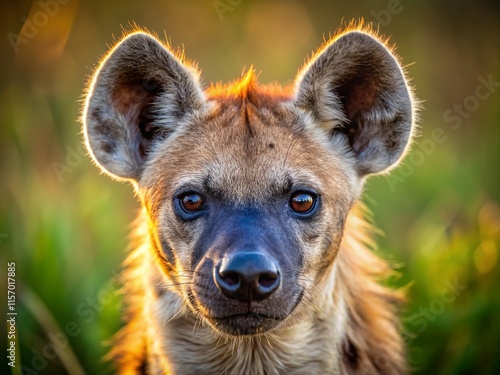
left=289, top=191, right=318, bottom=215
left=174, top=192, right=207, bottom=221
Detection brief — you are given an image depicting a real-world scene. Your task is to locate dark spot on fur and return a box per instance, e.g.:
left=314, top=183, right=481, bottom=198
left=137, top=357, right=147, bottom=375
left=101, top=142, right=115, bottom=153
left=142, top=77, right=161, bottom=92
left=159, top=240, right=176, bottom=268
left=268, top=142, right=275, bottom=148
left=89, top=108, right=102, bottom=123
left=155, top=285, right=165, bottom=298
left=95, top=119, right=118, bottom=136
left=342, top=338, right=359, bottom=370
left=337, top=216, right=345, bottom=231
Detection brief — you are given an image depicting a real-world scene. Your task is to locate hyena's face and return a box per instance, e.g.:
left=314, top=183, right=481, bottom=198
left=138, top=101, right=357, bottom=334
left=83, top=29, right=413, bottom=335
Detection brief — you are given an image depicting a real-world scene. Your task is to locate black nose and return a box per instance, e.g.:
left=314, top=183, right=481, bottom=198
left=214, top=252, right=281, bottom=302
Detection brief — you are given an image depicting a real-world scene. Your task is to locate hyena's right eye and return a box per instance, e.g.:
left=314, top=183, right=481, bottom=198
left=289, top=191, right=319, bottom=215
left=180, top=193, right=205, bottom=212
left=174, top=192, right=207, bottom=220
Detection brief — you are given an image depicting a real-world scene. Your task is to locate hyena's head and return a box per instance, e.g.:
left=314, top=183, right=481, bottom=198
left=83, top=28, right=414, bottom=336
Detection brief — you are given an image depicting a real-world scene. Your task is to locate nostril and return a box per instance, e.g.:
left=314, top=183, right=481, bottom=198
left=258, top=272, right=279, bottom=288
left=220, top=271, right=240, bottom=287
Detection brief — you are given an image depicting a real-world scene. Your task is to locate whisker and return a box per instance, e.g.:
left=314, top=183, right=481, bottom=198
left=264, top=334, right=273, bottom=349
left=160, top=281, right=194, bottom=288
left=164, top=304, right=185, bottom=325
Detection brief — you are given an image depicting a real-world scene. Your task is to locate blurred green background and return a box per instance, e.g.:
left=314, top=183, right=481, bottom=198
left=0, top=0, right=499, bottom=374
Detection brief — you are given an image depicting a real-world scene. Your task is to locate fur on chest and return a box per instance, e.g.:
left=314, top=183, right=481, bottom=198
left=145, top=293, right=342, bottom=375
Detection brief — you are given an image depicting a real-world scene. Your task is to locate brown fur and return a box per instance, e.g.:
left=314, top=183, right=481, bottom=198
left=83, top=24, right=416, bottom=374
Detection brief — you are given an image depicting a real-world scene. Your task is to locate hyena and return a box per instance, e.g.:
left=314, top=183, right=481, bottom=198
left=83, top=25, right=415, bottom=375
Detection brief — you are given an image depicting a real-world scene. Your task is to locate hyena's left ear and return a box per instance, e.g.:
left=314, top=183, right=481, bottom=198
left=294, top=31, right=414, bottom=176
left=83, top=31, right=205, bottom=181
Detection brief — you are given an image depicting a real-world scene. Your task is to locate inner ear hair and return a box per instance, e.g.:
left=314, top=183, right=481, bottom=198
left=111, top=77, right=166, bottom=158
left=294, top=29, right=414, bottom=176
left=83, top=31, right=205, bottom=181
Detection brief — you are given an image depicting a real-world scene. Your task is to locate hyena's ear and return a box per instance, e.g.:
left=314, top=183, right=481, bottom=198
left=294, top=31, right=414, bottom=175
left=83, top=31, right=205, bottom=181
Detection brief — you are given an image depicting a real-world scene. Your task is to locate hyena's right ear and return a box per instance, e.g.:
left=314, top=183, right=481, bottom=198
left=83, top=32, right=205, bottom=181
left=294, top=30, right=414, bottom=176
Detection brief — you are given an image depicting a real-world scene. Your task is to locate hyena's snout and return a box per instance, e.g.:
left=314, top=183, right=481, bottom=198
left=214, top=251, right=281, bottom=302
left=189, top=210, right=303, bottom=336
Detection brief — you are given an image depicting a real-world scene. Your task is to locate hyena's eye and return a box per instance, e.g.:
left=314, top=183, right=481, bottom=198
left=174, top=192, right=207, bottom=221
left=180, top=193, right=205, bottom=212
left=289, top=191, right=318, bottom=215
